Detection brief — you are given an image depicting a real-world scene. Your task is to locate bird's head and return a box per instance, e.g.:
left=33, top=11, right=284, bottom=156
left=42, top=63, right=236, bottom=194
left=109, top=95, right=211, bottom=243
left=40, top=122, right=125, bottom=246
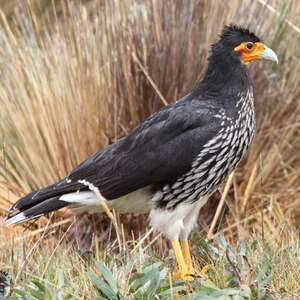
left=219, top=24, right=278, bottom=65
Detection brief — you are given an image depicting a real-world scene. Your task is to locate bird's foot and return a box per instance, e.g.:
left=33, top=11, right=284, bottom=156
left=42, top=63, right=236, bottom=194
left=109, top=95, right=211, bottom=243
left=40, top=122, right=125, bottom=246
left=172, top=270, right=195, bottom=281
left=171, top=240, right=210, bottom=281
left=199, top=265, right=210, bottom=276
left=173, top=265, right=209, bottom=281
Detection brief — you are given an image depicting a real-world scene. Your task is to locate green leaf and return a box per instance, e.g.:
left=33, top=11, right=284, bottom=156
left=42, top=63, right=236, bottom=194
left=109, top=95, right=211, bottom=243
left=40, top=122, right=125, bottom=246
left=200, top=280, right=220, bottom=290
left=31, top=280, right=46, bottom=293
left=216, top=231, right=228, bottom=251
left=211, top=288, right=240, bottom=296
left=258, top=295, right=272, bottom=300
left=22, top=294, right=36, bottom=300
left=57, top=269, right=65, bottom=288
left=56, top=269, right=65, bottom=300
left=131, top=270, right=155, bottom=295
left=251, top=240, right=258, bottom=251
left=158, top=285, right=185, bottom=296
left=157, top=266, right=168, bottom=283
left=25, top=285, right=44, bottom=299
left=13, top=289, right=27, bottom=297
left=237, top=285, right=251, bottom=297
left=129, top=273, right=145, bottom=292
left=233, top=296, right=247, bottom=300
left=142, top=262, right=161, bottom=273
left=193, top=234, right=220, bottom=259
left=145, top=268, right=160, bottom=297
left=178, top=292, right=218, bottom=300
left=95, top=262, right=118, bottom=294
left=87, top=273, right=117, bottom=300
left=240, top=239, right=248, bottom=256
left=259, top=275, right=273, bottom=288
left=255, top=262, right=270, bottom=283
left=209, top=287, right=252, bottom=299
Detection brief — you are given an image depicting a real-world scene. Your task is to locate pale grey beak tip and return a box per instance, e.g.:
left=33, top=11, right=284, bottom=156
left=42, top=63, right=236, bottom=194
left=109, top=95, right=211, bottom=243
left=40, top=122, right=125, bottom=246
left=261, top=47, right=278, bottom=64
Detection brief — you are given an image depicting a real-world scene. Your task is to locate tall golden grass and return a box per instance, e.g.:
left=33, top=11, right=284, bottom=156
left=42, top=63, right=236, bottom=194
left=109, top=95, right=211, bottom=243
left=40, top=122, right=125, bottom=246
left=0, top=0, right=299, bottom=247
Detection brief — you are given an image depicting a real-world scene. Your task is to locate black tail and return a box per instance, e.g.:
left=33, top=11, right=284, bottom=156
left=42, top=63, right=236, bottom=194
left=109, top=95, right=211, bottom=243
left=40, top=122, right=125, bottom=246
left=5, top=178, right=85, bottom=225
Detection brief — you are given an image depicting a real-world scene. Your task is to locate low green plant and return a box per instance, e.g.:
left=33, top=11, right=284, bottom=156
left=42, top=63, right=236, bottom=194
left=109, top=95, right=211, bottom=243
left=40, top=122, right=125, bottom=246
left=7, top=232, right=298, bottom=299
left=194, top=232, right=274, bottom=300
left=88, top=261, right=185, bottom=300
left=8, top=269, right=74, bottom=300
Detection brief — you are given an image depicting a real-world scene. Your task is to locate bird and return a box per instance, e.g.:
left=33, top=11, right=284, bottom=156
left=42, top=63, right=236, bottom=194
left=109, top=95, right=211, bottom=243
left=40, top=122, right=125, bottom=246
left=5, top=25, right=278, bottom=281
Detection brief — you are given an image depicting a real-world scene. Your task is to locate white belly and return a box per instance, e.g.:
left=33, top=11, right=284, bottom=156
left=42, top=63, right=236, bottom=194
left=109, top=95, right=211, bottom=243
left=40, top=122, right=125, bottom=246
left=60, top=185, right=153, bottom=214
left=149, top=196, right=209, bottom=240
left=60, top=186, right=208, bottom=241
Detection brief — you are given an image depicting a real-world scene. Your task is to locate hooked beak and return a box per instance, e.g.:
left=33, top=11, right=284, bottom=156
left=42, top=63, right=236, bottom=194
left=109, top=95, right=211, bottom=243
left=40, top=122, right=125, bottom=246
left=261, top=47, right=278, bottom=63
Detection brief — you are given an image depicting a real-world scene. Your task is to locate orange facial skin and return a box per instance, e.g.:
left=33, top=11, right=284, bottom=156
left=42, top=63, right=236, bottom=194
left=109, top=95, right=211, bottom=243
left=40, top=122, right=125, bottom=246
left=234, top=42, right=268, bottom=65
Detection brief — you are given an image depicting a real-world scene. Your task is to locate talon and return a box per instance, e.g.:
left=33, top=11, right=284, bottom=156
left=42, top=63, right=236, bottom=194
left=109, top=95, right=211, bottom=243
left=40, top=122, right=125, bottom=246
left=173, top=270, right=195, bottom=281
left=200, top=265, right=210, bottom=275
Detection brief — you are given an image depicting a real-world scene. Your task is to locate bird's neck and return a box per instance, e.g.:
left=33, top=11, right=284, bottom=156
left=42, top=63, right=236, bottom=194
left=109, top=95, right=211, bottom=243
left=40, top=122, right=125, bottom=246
left=199, top=52, right=251, bottom=95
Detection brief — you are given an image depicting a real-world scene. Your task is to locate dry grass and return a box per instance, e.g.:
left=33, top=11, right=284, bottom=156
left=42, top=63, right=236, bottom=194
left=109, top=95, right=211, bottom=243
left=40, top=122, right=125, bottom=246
left=0, top=0, right=299, bottom=297
left=1, top=217, right=299, bottom=299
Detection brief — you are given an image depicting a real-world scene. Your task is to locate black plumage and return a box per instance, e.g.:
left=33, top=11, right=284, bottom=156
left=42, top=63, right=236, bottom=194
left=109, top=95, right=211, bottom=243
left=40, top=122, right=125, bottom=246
left=6, top=24, right=279, bottom=281
left=6, top=25, right=277, bottom=237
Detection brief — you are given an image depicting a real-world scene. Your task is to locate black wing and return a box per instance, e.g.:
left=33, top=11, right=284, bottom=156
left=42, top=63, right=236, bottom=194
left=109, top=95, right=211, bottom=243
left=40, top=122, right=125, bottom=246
left=69, top=97, right=222, bottom=199
left=11, top=95, right=222, bottom=210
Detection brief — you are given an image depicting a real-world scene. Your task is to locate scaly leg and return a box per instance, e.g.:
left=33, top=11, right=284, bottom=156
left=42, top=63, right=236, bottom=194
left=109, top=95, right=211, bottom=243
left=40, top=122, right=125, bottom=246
left=171, top=240, right=194, bottom=281
left=181, top=240, right=195, bottom=275
left=182, top=240, right=210, bottom=278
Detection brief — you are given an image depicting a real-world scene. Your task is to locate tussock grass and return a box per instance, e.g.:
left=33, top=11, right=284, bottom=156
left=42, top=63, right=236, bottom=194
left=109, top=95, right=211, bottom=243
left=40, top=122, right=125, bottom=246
left=0, top=0, right=299, bottom=298
left=0, top=0, right=298, bottom=236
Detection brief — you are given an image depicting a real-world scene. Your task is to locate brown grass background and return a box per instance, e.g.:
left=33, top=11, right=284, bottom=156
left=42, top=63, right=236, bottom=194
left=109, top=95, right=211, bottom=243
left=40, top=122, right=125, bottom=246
left=0, top=0, right=299, bottom=253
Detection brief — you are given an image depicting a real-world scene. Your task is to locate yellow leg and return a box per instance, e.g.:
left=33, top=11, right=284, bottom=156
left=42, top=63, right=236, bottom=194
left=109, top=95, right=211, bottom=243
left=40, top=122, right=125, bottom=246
left=181, top=240, right=210, bottom=279
left=181, top=240, right=195, bottom=275
left=171, top=240, right=194, bottom=281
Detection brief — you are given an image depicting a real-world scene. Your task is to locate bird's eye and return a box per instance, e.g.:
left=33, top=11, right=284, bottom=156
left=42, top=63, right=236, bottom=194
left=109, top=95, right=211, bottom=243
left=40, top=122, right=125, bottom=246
left=246, top=42, right=253, bottom=50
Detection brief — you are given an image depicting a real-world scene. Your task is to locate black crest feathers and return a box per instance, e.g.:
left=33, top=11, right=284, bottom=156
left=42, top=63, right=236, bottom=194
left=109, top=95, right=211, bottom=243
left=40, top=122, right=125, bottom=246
left=219, top=24, right=260, bottom=46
